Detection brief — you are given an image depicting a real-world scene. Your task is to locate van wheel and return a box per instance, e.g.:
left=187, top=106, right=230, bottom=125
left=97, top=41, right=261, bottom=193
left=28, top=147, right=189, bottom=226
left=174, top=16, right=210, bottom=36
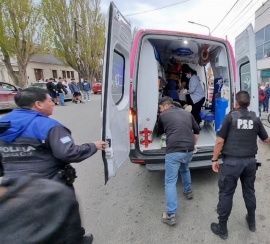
left=94, top=92, right=97, bottom=94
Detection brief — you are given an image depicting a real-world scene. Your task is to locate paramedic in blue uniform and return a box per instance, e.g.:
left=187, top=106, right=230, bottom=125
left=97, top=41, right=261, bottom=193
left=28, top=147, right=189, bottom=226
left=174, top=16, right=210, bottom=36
left=158, top=96, right=200, bottom=226
left=0, top=87, right=107, bottom=186
left=210, top=91, right=270, bottom=240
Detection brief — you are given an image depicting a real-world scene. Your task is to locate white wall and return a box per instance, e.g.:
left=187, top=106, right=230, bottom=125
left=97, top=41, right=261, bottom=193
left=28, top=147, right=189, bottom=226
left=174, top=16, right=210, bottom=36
left=27, top=62, right=78, bottom=84
left=255, top=0, right=270, bottom=84
left=0, top=61, right=78, bottom=86
left=255, top=1, right=270, bottom=32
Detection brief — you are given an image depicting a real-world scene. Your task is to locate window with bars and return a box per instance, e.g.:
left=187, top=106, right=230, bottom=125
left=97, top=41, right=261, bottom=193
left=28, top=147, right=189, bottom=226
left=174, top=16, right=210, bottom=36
left=52, top=70, right=57, bottom=78
left=71, top=71, right=74, bottom=78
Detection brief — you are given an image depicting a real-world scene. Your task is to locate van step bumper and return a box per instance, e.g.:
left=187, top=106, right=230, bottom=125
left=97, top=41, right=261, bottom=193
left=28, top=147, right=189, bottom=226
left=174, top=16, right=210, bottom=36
left=146, top=160, right=212, bottom=171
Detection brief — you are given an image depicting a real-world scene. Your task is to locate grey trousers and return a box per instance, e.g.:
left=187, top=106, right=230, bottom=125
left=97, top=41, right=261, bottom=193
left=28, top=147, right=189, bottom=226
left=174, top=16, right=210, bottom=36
left=217, top=156, right=257, bottom=222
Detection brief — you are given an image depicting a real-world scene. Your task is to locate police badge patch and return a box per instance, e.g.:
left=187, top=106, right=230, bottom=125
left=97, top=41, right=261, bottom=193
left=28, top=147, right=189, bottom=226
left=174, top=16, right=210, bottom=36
left=60, top=136, right=72, bottom=144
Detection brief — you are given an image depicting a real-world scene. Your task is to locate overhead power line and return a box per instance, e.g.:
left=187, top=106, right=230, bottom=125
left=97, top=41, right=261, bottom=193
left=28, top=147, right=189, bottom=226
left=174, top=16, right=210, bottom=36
left=222, top=0, right=255, bottom=33
left=226, top=5, right=270, bottom=37
left=227, top=13, right=254, bottom=37
left=125, top=0, right=190, bottom=17
left=211, top=0, right=240, bottom=35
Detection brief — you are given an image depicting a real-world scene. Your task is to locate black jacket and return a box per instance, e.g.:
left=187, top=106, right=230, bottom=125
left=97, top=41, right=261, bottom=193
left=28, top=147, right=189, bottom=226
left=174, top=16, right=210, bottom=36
left=158, top=106, right=200, bottom=153
left=0, top=176, right=85, bottom=243
left=217, top=108, right=268, bottom=157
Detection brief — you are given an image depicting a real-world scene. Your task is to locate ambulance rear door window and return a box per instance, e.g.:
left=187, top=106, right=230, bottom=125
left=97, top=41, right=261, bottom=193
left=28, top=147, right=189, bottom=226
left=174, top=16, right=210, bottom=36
left=111, top=51, right=125, bottom=104
left=239, top=62, right=251, bottom=96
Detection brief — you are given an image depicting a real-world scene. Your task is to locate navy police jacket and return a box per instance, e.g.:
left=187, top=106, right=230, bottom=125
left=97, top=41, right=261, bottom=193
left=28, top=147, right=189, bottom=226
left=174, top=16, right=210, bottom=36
left=0, top=109, right=97, bottom=183
left=217, top=108, right=268, bottom=157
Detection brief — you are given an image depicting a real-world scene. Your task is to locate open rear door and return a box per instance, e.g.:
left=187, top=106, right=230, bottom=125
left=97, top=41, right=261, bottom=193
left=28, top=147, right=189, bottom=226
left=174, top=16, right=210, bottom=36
left=101, top=2, right=131, bottom=183
left=235, top=24, right=258, bottom=115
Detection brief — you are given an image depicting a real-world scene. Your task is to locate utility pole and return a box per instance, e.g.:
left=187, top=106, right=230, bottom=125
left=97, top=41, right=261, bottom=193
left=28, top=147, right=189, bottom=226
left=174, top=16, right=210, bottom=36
left=74, top=17, right=82, bottom=88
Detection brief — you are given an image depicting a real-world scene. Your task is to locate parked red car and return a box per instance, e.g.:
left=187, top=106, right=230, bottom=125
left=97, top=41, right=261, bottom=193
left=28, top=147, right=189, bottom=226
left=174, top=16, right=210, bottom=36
left=92, top=82, right=102, bottom=94
left=0, top=82, right=22, bottom=111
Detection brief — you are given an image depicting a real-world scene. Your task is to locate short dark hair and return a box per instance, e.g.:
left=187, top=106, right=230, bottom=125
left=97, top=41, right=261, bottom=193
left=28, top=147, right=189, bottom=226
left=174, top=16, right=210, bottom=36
left=181, top=63, right=191, bottom=73
left=158, top=96, right=174, bottom=106
left=190, top=68, right=197, bottom=75
left=235, top=91, right=250, bottom=108
left=14, top=87, right=49, bottom=109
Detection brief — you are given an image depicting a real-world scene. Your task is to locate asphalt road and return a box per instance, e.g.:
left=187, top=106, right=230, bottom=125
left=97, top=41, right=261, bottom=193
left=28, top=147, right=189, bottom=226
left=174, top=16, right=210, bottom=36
left=2, top=95, right=270, bottom=244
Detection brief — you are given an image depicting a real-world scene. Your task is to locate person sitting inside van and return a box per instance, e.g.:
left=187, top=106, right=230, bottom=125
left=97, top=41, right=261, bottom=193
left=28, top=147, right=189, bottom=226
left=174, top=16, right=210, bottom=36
left=180, top=64, right=193, bottom=105
left=167, top=79, right=179, bottom=100
left=183, top=65, right=205, bottom=127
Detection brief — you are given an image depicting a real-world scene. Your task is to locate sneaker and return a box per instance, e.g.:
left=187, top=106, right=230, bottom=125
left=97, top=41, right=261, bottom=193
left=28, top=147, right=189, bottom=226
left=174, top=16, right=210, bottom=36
left=183, top=190, right=193, bottom=200
left=161, top=212, right=176, bottom=226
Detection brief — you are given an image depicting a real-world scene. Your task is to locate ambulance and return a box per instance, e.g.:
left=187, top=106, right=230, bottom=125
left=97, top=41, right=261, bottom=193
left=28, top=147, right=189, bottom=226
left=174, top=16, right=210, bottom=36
left=101, top=2, right=258, bottom=183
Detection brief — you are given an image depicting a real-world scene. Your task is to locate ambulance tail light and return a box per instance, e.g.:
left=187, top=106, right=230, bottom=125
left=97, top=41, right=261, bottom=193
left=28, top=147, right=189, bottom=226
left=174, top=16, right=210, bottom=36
left=131, top=159, right=145, bottom=164
left=129, top=109, right=135, bottom=143
left=129, top=109, right=133, bottom=124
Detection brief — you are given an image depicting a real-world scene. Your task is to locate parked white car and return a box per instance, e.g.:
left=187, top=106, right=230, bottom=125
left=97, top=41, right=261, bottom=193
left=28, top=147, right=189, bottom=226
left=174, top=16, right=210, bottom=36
left=29, top=82, right=73, bottom=101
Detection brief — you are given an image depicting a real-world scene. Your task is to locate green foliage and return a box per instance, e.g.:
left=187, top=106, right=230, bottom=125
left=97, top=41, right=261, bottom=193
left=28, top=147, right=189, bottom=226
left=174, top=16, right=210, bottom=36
left=0, top=0, right=105, bottom=86
left=0, top=0, right=50, bottom=87
left=41, top=0, right=105, bottom=79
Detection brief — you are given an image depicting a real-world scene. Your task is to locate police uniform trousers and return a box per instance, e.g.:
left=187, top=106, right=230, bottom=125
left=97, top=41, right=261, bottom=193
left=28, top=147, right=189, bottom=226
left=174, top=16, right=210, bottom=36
left=217, top=156, right=257, bottom=222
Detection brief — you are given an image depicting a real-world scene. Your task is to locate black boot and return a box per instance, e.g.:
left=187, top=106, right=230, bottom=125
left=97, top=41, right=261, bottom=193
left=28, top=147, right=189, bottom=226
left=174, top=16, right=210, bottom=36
left=246, top=214, right=256, bottom=232
left=211, top=221, right=228, bottom=240
left=82, top=234, right=93, bottom=244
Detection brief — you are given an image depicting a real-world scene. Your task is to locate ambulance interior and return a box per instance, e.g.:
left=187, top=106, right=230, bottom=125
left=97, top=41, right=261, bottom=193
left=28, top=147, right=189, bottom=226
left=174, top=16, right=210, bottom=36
left=135, top=34, right=232, bottom=153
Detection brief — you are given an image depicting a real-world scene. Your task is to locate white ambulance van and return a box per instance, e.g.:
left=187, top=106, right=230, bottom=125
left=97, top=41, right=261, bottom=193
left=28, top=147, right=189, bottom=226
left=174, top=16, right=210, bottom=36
left=101, top=2, right=258, bottom=182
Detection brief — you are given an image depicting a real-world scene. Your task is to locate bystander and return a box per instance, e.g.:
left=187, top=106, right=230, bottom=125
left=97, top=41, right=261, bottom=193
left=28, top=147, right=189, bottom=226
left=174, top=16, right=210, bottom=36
left=82, top=78, right=91, bottom=102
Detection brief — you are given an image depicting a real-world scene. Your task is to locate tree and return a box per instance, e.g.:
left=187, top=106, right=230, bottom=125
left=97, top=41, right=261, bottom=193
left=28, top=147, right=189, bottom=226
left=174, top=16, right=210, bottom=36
left=41, top=0, right=105, bottom=81
left=0, top=0, right=49, bottom=87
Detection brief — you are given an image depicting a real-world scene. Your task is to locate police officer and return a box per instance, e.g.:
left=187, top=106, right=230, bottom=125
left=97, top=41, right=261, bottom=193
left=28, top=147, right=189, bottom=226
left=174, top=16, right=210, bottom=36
left=210, top=91, right=270, bottom=240
left=0, top=87, right=106, bottom=186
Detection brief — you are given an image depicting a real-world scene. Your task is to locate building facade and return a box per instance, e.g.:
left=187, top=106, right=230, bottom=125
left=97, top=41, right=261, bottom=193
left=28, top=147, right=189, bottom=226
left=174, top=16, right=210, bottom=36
left=0, top=53, right=79, bottom=86
left=255, top=0, right=270, bottom=85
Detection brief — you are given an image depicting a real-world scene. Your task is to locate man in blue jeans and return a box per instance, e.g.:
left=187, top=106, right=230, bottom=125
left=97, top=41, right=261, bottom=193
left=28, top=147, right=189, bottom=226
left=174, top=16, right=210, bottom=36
left=82, top=78, right=91, bottom=101
left=158, top=96, right=200, bottom=225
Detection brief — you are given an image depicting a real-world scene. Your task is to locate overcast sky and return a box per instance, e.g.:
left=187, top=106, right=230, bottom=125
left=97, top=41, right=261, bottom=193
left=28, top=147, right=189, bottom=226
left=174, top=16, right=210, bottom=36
left=99, top=0, right=266, bottom=46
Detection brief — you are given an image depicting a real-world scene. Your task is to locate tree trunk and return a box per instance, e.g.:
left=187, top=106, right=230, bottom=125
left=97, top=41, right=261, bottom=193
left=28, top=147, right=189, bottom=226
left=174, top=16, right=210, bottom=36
left=17, top=66, right=28, bottom=88
left=2, top=54, right=20, bottom=86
